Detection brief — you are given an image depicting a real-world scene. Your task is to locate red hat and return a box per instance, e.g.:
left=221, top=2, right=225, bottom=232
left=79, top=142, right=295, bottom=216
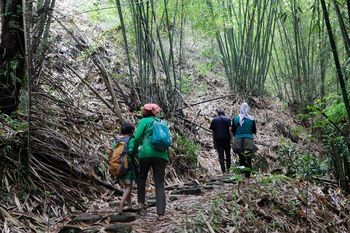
left=142, top=103, right=161, bottom=115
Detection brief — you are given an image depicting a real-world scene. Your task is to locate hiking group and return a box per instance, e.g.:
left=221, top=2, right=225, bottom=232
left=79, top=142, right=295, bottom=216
left=210, top=103, right=258, bottom=177
left=110, top=102, right=257, bottom=220
left=110, top=103, right=170, bottom=220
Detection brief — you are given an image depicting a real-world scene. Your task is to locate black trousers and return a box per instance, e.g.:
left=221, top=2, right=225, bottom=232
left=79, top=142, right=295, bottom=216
left=137, top=157, right=167, bottom=215
left=238, top=152, right=253, bottom=178
left=216, top=140, right=231, bottom=173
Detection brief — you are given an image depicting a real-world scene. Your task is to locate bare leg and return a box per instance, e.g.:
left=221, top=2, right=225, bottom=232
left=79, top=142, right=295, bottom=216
left=126, top=190, right=132, bottom=209
left=118, top=184, right=131, bottom=214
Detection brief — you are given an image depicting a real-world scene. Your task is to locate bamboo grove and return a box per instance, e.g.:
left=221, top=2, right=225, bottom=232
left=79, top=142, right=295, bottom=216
left=116, top=0, right=185, bottom=115
left=206, top=0, right=278, bottom=96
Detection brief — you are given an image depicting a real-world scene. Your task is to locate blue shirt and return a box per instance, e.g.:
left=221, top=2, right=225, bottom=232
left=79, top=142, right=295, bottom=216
left=210, top=115, right=231, bottom=141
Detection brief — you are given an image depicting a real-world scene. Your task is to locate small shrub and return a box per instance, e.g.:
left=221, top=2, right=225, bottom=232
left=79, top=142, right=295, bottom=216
left=170, top=135, right=199, bottom=171
left=276, top=138, right=329, bottom=178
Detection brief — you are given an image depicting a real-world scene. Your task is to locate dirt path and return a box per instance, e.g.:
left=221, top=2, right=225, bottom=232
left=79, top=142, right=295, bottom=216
left=55, top=173, right=350, bottom=233
left=55, top=175, right=231, bottom=233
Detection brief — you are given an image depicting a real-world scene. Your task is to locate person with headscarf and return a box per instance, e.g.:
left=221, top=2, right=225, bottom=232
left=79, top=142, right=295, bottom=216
left=231, top=103, right=258, bottom=178
left=132, top=103, right=169, bottom=220
left=209, top=110, right=233, bottom=174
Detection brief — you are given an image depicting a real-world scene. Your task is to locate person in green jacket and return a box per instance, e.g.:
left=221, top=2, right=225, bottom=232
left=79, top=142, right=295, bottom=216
left=132, top=103, right=169, bottom=220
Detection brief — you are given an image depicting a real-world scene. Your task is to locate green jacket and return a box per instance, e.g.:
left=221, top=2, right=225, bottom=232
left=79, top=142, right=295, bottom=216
left=133, top=116, right=169, bottom=161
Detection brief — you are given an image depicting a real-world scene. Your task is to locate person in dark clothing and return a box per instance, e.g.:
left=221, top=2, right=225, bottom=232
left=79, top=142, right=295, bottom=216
left=209, top=110, right=233, bottom=174
left=231, top=103, right=258, bottom=178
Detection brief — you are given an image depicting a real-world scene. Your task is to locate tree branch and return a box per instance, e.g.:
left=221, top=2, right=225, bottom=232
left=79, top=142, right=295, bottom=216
left=176, top=94, right=236, bottom=111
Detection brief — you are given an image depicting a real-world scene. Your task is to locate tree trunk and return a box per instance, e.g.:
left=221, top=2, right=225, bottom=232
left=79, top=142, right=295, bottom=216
left=320, top=0, right=350, bottom=125
left=318, top=0, right=327, bottom=104
left=321, top=0, right=350, bottom=193
left=330, top=142, right=350, bottom=192
left=0, top=0, right=25, bottom=114
left=332, top=0, right=350, bottom=58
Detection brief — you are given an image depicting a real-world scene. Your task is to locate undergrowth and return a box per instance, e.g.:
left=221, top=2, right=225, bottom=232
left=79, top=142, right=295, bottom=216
left=276, top=138, right=329, bottom=179
left=170, top=135, right=200, bottom=173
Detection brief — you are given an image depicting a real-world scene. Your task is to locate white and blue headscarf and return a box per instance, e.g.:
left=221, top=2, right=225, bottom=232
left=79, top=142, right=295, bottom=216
left=239, top=103, right=254, bottom=126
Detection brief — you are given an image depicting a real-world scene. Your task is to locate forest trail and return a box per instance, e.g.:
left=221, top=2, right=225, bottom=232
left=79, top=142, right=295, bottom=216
left=55, top=173, right=349, bottom=233
left=56, top=174, right=229, bottom=233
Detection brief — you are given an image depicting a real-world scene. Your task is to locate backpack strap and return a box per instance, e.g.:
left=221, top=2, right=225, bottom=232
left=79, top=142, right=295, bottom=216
left=114, top=136, right=130, bottom=152
left=150, top=116, right=161, bottom=123
left=115, top=136, right=130, bottom=144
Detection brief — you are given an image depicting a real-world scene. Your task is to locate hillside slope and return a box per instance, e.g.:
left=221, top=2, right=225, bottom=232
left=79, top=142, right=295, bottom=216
left=0, top=1, right=349, bottom=232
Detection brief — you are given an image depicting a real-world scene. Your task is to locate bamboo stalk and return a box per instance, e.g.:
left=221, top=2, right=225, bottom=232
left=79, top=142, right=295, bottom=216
left=127, top=0, right=182, bottom=114
left=208, top=0, right=277, bottom=95
left=23, top=0, right=33, bottom=165
left=320, top=0, right=350, bottom=124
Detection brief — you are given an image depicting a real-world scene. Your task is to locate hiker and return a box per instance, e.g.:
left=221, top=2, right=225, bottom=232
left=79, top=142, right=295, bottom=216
left=132, top=103, right=169, bottom=220
left=114, top=122, right=137, bottom=214
left=209, top=110, right=233, bottom=174
left=231, top=103, right=258, bottom=178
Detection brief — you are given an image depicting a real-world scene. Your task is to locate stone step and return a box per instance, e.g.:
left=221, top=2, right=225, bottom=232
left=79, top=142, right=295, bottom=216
left=71, top=214, right=103, bottom=224
left=109, top=213, right=136, bottom=223
left=104, top=224, right=133, bottom=233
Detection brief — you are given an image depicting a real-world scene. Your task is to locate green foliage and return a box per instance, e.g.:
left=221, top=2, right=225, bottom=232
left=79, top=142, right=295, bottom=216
left=80, top=0, right=119, bottom=28
left=276, top=138, right=329, bottom=178
left=262, top=177, right=272, bottom=184
left=0, top=190, right=9, bottom=202
left=171, top=135, right=199, bottom=168
left=206, top=0, right=278, bottom=95
left=1, top=52, right=26, bottom=87
left=230, top=165, right=251, bottom=173
left=185, top=0, right=216, bottom=34
left=296, top=96, right=349, bottom=185
left=0, top=113, right=27, bottom=131
left=181, top=72, right=194, bottom=93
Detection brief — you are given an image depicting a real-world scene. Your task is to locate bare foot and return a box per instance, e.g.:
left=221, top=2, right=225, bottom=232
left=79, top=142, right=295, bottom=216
left=157, top=215, right=164, bottom=221
left=137, top=203, right=147, bottom=210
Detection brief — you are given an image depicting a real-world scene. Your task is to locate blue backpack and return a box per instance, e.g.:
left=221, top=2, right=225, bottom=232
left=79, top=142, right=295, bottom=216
left=151, top=118, right=171, bottom=152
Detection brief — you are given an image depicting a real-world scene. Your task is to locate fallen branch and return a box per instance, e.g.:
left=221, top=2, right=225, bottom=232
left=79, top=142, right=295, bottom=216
left=52, top=15, right=124, bottom=123
left=0, top=207, right=21, bottom=226
left=175, top=115, right=211, bottom=132
left=86, top=174, right=123, bottom=195
left=203, top=217, right=215, bottom=233
left=176, top=94, right=236, bottom=111
left=49, top=47, right=116, bottom=114
left=255, top=142, right=270, bottom=147
left=312, top=177, right=337, bottom=185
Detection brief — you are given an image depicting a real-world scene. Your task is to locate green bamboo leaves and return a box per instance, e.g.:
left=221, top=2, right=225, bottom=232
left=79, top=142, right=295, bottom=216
left=117, top=0, right=183, bottom=115
left=207, top=0, right=278, bottom=96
